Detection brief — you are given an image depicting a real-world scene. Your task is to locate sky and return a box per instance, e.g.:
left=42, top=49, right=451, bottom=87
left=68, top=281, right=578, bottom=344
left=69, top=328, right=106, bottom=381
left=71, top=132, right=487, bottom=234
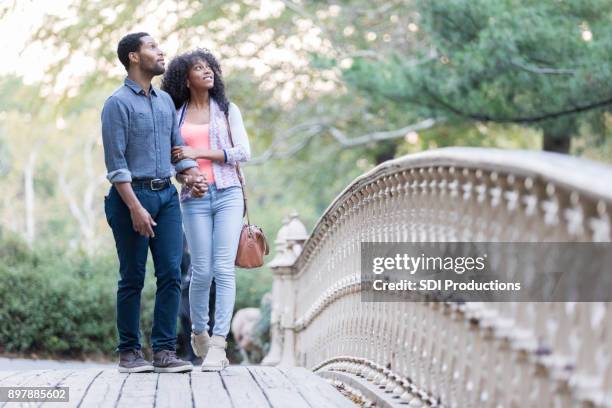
left=0, top=0, right=298, bottom=81
left=0, top=0, right=73, bottom=83
left=0, top=0, right=336, bottom=103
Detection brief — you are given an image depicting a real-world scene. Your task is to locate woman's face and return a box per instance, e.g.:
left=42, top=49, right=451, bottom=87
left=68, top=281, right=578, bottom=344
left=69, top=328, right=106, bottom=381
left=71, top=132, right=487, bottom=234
left=187, top=58, right=214, bottom=92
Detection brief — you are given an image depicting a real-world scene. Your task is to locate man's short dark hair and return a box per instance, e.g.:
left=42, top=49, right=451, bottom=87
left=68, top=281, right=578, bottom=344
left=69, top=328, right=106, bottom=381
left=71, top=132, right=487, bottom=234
left=117, top=32, right=150, bottom=71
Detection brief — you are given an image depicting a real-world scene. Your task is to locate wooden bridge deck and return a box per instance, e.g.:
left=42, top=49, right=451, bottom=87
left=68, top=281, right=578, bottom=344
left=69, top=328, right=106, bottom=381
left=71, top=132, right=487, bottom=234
left=0, top=366, right=356, bottom=408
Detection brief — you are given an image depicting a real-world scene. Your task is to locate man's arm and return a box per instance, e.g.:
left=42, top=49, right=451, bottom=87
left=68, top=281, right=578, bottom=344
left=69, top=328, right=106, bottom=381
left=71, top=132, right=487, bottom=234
left=169, top=101, right=199, bottom=173
left=114, top=182, right=157, bottom=238
left=101, top=97, right=156, bottom=237
left=101, top=97, right=132, bottom=183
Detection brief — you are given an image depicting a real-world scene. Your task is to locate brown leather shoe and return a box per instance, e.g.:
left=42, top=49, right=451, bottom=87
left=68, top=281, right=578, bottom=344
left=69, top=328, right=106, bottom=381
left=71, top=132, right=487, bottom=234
left=118, top=349, right=154, bottom=373
left=153, top=350, right=193, bottom=373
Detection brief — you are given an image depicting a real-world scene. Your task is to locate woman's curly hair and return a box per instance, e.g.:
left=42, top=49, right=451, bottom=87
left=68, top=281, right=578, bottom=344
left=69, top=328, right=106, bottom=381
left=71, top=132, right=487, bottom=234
left=161, top=48, right=229, bottom=113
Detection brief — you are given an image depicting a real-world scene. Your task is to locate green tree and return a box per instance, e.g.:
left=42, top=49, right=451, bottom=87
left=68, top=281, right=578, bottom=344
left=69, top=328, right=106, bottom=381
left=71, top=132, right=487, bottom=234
left=9, top=0, right=611, bottom=254
left=342, top=0, right=612, bottom=153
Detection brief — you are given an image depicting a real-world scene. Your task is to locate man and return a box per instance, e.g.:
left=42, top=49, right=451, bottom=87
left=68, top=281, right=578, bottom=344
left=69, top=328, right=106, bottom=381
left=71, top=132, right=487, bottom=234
left=102, top=32, right=207, bottom=373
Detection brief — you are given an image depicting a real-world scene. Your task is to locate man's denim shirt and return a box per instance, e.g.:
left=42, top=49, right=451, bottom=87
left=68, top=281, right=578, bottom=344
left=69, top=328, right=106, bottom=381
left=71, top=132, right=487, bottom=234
left=101, top=77, right=197, bottom=183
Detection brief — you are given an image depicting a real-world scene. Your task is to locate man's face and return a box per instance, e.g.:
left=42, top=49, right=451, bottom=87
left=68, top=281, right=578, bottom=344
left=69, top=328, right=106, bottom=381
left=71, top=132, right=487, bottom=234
left=131, top=36, right=165, bottom=76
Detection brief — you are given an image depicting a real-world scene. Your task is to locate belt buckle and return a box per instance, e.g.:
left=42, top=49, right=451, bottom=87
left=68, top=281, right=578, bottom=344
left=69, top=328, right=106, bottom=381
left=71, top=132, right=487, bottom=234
left=150, top=178, right=165, bottom=191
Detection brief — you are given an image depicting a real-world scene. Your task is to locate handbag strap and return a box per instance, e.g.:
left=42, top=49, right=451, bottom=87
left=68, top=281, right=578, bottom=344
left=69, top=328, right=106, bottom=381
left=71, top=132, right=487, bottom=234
left=224, top=109, right=250, bottom=224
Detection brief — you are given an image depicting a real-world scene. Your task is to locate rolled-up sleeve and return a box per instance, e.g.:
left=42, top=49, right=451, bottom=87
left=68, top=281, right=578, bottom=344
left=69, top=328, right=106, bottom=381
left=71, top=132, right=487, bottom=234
left=170, top=103, right=198, bottom=173
left=225, top=103, right=251, bottom=164
left=101, top=97, right=132, bottom=183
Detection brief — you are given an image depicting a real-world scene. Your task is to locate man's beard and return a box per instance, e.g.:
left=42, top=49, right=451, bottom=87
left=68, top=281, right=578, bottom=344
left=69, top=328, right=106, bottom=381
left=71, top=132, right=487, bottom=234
left=150, top=64, right=165, bottom=76
left=144, top=61, right=165, bottom=76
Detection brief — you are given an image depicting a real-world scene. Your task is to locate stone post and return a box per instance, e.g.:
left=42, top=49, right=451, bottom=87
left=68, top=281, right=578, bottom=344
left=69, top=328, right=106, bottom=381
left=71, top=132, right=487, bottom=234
left=260, top=212, right=309, bottom=367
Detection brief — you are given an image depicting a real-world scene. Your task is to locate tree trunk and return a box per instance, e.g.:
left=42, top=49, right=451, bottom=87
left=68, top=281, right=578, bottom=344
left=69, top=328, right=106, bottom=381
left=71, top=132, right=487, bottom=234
left=24, top=150, right=39, bottom=246
left=542, top=129, right=571, bottom=154
left=58, top=136, right=106, bottom=256
left=374, top=141, right=398, bottom=164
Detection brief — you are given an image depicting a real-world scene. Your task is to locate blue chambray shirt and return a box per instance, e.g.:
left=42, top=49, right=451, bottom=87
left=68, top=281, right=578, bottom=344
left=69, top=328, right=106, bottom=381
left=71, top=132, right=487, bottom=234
left=101, top=77, right=197, bottom=183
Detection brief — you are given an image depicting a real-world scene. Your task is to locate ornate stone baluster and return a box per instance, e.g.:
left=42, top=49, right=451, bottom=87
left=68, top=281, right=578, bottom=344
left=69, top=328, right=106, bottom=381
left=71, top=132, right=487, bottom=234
left=265, top=148, right=612, bottom=406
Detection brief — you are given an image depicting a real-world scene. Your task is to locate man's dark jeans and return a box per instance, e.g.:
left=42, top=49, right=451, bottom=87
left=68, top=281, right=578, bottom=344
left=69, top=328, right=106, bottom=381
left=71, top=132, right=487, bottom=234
left=104, top=184, right=183, bottom=353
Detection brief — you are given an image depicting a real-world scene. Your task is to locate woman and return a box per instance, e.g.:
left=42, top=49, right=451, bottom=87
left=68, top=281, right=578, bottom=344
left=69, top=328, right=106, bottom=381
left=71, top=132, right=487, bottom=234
left=161, top=49, right=251, bottom=371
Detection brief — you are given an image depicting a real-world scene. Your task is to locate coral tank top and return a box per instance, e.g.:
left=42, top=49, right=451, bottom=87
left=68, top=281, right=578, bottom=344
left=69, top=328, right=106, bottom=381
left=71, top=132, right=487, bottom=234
left=180, top=122, right=215, bottom=184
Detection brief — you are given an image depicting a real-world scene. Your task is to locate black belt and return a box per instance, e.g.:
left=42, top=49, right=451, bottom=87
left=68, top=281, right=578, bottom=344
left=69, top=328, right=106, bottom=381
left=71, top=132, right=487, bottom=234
left=131, top=177, right=172, bottom=191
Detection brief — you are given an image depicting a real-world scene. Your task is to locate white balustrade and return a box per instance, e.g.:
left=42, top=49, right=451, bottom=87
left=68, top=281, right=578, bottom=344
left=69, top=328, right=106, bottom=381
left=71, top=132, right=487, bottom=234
left=262, top=148, right=612, bottom=407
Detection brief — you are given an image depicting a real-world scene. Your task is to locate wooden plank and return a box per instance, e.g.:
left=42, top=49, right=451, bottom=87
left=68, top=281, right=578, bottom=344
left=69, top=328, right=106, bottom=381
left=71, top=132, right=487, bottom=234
left=1, top=370, right=73, bottom=408
left=219, top=366, right=271, bottom=408
left=247, top=367, right=311, bottom=408
left=191, top=371, right=232, bottom=408
left=115, top=373, right=158, bottom=408
left=77, top=370, right=129, bottom=408
left=25, top=370, right=73, bottom=388
left=0, top=373, right=17, bottom=384
left=0, top=371, right=51, bottom=387
left=0, top=371, right=44, bottom=408
left=33, top=370, right=74, bottom=408
left=34, top=371, right=74, bottom=408
left=279, top=367, right=357, bottom=408
left=154, top=373, right=192, bottom=408
left=39, top=369, right=103, bottom=408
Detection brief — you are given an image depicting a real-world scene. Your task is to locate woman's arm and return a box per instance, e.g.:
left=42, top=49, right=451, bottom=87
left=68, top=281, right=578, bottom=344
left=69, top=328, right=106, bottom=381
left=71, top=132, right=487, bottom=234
left=171, top=146, right=225, bottom=163
left=196, top=149, right=225, bottom=162
left=224, top=103, right=251, bottom=164
left=171, top=103, right=250, bottom=164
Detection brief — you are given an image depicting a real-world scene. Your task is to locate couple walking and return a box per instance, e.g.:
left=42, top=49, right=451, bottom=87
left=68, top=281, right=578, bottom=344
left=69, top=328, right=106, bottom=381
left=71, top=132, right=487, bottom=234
left=101, top=32, right=250, bottom=373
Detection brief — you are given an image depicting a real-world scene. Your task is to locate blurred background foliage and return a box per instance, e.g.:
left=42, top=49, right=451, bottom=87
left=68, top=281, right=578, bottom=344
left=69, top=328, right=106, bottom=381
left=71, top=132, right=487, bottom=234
left=0, top=0, right=610, bottom=359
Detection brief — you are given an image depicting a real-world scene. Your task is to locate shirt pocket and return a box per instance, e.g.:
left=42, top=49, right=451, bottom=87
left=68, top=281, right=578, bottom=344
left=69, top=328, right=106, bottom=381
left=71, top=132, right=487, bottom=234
left=158, top=111, right=173, bottom=135
left=131, top=111, right=153, bottom=136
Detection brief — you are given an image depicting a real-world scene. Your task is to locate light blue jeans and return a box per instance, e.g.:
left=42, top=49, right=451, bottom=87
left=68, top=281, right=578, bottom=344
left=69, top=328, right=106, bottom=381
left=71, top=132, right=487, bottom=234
left=181, top=183, right=244, bottom=337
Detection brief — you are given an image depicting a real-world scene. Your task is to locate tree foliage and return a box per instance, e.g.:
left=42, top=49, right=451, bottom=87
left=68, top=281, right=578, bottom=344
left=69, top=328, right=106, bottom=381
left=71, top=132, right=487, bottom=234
left=1, top=0, right=610, bottom=260
left=342, top=0, right=612, bottom=151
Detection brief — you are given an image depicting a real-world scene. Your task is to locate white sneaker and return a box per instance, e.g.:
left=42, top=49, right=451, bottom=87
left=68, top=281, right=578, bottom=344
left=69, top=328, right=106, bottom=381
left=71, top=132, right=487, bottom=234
left=201, top=335, right=229, bottom=371
left=191, top=331, right=211, bottom=358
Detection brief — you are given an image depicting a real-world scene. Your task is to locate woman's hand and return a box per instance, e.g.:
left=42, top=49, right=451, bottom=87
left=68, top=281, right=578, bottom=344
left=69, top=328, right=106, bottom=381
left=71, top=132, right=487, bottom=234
left=172, top=146, right=198, bottom=162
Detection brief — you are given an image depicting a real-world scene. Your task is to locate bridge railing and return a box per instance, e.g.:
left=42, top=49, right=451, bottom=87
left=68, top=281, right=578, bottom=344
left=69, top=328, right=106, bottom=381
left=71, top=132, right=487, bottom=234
left=261, top=147, right=612, bottom=408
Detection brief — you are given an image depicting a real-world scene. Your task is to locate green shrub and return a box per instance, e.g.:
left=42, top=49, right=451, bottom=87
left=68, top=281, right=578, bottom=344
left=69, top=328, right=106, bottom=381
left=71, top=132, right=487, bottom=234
left=0, top=238, right=156, bottom=358
left=235, top=268, right=272, bottom=312
left=0, top=234, right=272, bottom=359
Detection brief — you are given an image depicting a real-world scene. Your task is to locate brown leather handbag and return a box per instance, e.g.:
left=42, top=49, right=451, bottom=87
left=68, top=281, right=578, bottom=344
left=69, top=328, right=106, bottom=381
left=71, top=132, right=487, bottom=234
left=225, top=112, right=269, bottom=268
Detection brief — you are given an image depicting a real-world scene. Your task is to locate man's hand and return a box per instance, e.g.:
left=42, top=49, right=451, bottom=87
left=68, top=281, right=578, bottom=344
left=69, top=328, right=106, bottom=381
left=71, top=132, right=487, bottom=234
left=180, top=167, right=208, bottom=197
left=114, top=182, right=156, bottom=238
left=187, top=175, right=208, bottom=198
left=130, top=205, right=157, bottom=238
